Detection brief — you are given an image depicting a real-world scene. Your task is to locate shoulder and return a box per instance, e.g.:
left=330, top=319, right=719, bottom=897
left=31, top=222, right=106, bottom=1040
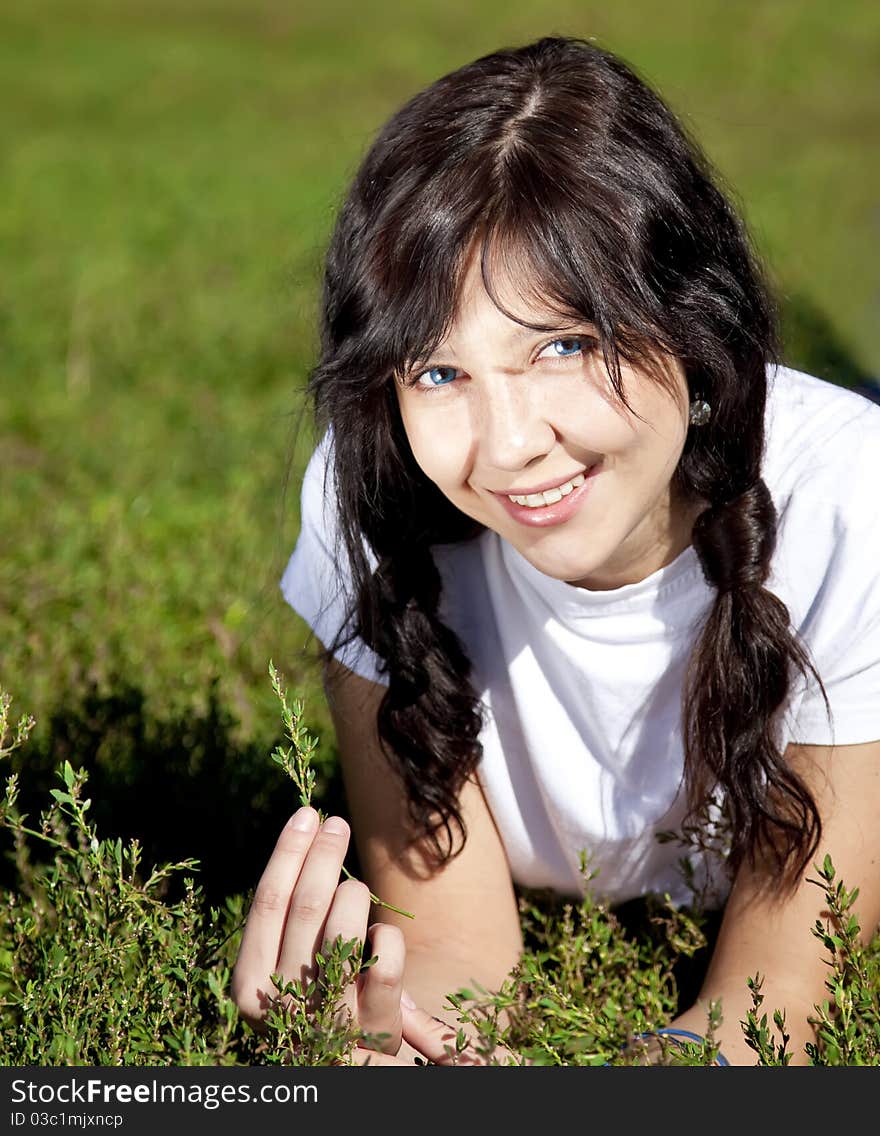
left=759, top=369, right=880, bottom=746
left=762, top=367, right=880, bottom=639
left=763, top=364, right=880, bottom=515
left=298, top=427, right=336, bottom=522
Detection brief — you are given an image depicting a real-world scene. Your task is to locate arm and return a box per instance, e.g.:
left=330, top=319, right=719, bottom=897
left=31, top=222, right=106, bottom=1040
left=672, top=738, right=880, bottom=1065
left=324, top=657, right=524, bottom=1024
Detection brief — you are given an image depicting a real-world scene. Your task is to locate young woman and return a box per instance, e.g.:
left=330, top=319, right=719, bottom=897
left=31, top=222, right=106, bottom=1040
left=231, top=35, right=880, bottom=1066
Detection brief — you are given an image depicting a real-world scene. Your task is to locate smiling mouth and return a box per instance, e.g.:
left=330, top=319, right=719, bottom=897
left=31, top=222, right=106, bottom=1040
left=506, top=471, right=588, bottom=509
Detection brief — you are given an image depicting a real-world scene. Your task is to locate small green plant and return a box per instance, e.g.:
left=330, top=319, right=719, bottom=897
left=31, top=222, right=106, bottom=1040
left=268, top=660, right=319, bottom=810
left=805, top=855, right=880, bottom=1066
left=267, top=661, right=413, bottom=919
left=742, top=975, right=793, bottom=1065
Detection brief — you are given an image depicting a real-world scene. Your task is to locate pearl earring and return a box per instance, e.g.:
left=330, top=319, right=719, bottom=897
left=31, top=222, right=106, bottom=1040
left=689, top=397, right=712, bottom=426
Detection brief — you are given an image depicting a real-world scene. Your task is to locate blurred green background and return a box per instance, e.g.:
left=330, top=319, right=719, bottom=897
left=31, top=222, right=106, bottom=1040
left=1, top=0, right=878, bottom=900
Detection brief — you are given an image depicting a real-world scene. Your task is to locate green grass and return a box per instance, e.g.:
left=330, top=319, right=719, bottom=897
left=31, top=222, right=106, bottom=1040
left=0, top=0, right=878, bottom=1050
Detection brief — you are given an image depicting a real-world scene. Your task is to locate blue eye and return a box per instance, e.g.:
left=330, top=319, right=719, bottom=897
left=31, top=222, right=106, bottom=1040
left=419, top=366, right=458, bottom=387
left=546, top=337, right=582, bottom=357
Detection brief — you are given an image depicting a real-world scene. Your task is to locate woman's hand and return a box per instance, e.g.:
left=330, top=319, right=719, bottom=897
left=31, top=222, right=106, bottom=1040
left=231, top=807, right=407, bottom=1055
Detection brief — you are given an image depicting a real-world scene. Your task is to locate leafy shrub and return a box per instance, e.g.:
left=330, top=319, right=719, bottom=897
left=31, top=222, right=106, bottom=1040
left=1, top=684, right=877, bottom=1066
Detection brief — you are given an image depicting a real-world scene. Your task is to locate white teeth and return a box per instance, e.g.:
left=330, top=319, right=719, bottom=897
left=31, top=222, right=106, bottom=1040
left=508, top=471, right=588, bottom=508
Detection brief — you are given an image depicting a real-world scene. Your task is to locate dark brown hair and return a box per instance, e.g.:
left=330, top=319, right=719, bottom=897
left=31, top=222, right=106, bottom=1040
left=307, top=36, right=830, bottom=893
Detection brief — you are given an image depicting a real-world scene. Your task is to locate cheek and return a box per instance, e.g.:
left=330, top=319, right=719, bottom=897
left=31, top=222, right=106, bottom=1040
left=612, top=375, right=690, bottom=463
left=561, top=394, right=635, bottom=457
left=399, top=404, right=470, bottom=491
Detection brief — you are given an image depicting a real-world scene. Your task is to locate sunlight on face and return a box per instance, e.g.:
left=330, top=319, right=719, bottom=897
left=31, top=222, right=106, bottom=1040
left=394, top=246, right=699, bottom=591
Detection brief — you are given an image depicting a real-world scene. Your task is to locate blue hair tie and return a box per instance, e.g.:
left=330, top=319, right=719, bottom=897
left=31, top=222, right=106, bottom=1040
left=643, top=1028, right=730, bottom=1066
left=603, top=1026, right=731, bottom=1066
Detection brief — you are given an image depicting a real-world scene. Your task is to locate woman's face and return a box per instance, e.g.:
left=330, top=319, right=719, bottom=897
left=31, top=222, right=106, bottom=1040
left=394, top=249, right=700, bottom=591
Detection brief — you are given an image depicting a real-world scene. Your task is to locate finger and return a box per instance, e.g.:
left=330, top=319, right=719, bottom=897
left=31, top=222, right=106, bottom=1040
left=276, top=815, right=351, bottom=994
left=231, top=807, right=320, bottom=1023
left=350, top=1047, right=417, bottom=1067
left=320, top=877, right=372, bottom=1026
left=401, top=1002, right=494, bottom=1066
left=357, top=922, right=406, bottom=1054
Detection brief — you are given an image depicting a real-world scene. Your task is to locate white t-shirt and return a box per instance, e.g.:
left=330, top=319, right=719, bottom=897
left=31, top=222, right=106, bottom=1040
left=281, top=365, right=880, bottom=909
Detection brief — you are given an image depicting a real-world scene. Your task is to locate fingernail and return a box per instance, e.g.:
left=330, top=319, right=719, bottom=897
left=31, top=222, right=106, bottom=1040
left=322, top=816, right=348, bottom=835
left=290, top=807, right=317, bottom=831
left=400, top=990, right=416, bottom=1009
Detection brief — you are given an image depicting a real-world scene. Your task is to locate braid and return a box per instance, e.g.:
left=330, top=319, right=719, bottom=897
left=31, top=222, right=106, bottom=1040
left=684, top=479, right=829, bottom=890
left=362, top=546, right=484, bottom=863
left=692, top=481, right=775, bottom=595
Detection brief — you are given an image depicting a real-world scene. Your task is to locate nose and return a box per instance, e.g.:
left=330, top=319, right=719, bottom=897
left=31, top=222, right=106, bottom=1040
left=475, top=373, right=556, bottom=472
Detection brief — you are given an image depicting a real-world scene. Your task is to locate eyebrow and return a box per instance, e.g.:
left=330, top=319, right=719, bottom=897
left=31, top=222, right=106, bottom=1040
left=414, top=322, right=584, bottom=364
left=502, top=321, right=582, bottom=339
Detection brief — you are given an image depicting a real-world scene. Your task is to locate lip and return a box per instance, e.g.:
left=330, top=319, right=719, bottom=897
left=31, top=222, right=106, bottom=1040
left=498, top=468, right=593, bottom=497
left=495, top=463, right=602, bottom=528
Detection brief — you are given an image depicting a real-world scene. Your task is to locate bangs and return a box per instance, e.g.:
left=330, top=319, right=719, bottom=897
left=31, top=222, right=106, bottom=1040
left=340, top=101, right=684, bottom=408
left=357, top=167, right=487, bottom=384
left=477, top=157, right=679, bottom=401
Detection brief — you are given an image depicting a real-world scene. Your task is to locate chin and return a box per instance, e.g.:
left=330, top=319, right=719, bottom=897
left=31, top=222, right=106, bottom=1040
left=520, top=549, right=604, bottom=584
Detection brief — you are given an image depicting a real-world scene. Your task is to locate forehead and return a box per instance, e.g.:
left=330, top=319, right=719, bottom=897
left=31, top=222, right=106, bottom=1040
left=447, top=241, right=580, bottom=342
